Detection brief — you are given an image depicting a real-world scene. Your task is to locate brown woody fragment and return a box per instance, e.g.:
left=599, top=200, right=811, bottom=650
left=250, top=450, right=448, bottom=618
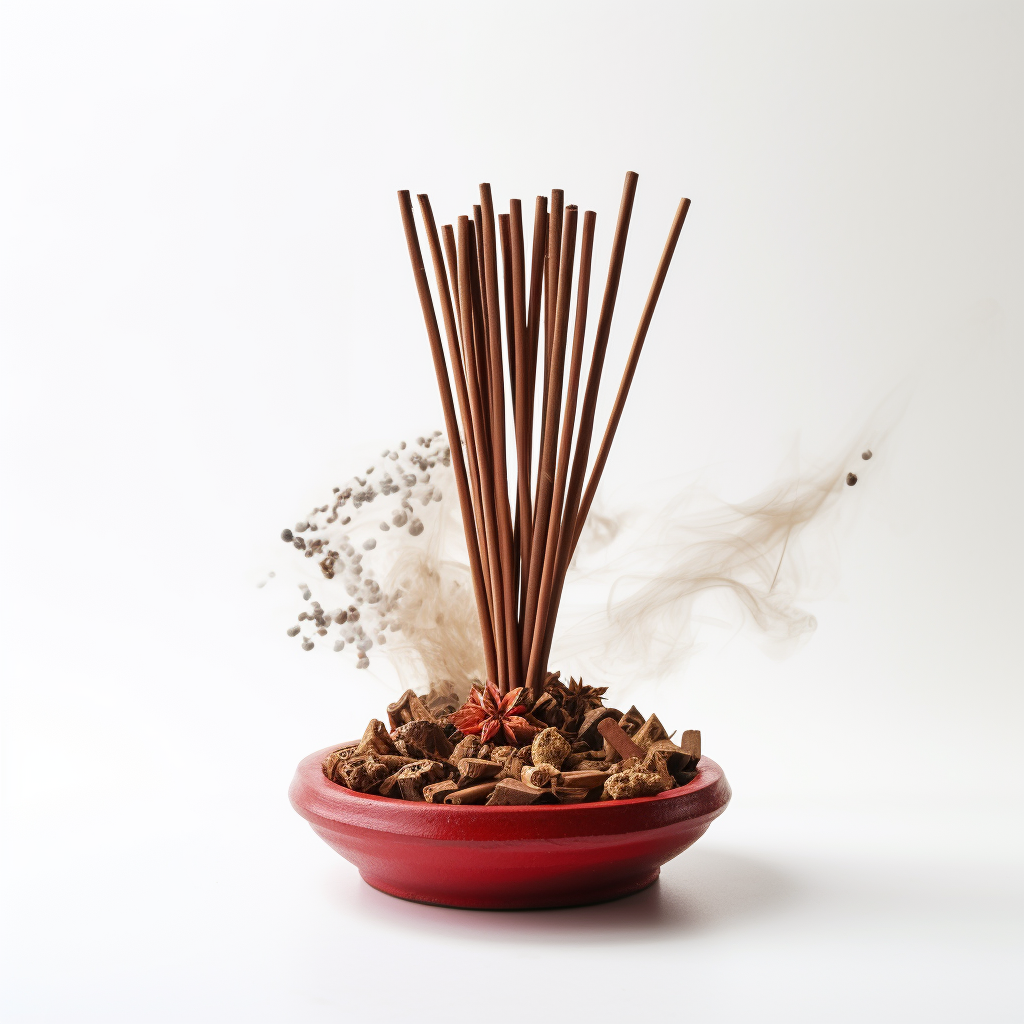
left=551, top=785, right=589, bottom=803
left=355, top=719, right=400, bottom=757
left=632, top=713, right=669, bottom=751
left=387, top=689, right=435, bottom=730
left=598, top=718, right=645, bottom=761
left=393, top=719, right=453, bottom=759
left=423, top=779, right=459, bottom=803
left=486, top=779, right=546, bottom=805
left=449, top=734, right=481, bottom=763
left=444, top=780, right=499, bottom=805
left=559, top=770, right=610, bottom=789
left=458, top=757, right=504, bottom=783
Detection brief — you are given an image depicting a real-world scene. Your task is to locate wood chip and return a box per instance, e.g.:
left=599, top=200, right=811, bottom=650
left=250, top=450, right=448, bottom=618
left=550, top=785, right=589, bottom=804
left=577, top=706, right=618, bottom=746
left=422, top=779, right=458, bottom=803
left=354, top=719, right=400, bottom=757
left=386, top=689, right=435, bottom=730
left=449, top=734, right=481, bottom=763
left=679, top=729, right=701, bottom=761
left=632, top=713, right=669, bottom=751
left=444, top=780, right=498, bottom=805
left=618, top=706, right=645, bottom=736
left=457, top=757, right=504, bottom=782
left=486, top=779, right=545, bottom=805
left=393, top=719, right=453, bottom=759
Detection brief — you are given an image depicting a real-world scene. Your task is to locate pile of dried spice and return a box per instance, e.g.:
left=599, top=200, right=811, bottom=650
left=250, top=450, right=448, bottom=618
left=322, top=673, right=700, bottom=805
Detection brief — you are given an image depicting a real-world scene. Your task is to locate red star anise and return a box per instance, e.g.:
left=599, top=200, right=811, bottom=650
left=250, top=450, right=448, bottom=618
left=449, top=683, right=540, bottom=746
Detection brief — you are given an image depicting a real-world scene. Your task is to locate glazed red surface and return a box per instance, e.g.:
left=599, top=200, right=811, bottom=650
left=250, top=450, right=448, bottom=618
left=290, top=743, right=731, bottom=909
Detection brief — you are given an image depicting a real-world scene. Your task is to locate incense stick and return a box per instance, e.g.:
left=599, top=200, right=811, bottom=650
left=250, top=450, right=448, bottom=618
left=572, top=197, right=691, bottom=548
left=397, top=192, right=499, bottom=686
left=525, top=209, right=596, bottom=691
left=521, top=205, right=578, bottom=675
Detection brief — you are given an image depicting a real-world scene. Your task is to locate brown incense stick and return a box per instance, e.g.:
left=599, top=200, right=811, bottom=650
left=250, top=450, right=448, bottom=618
left=441, top=223, right=462, bottom=333
left=509, top=200, right=533, bottom=578
left=537, top=171, right=639, bottom=673
left=525, top=209, right=596, bottom=691
left=521, top=205, right=578, bottom=677
left=498, top=212, right=516, bottom=409
left=397, top=191, right=499, bottom=685
left=537, top=190, right=564, bottom=506
left=479, top=183, right=521, bottom=692
left=458, top=216, right=508, bottom=691
left=417, top=197, right=498, bottom=679
left=572, top=197, right=691, bottom=548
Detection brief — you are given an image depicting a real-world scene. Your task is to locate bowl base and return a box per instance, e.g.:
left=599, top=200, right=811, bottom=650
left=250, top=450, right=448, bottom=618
left=360, top=867, right=661, bottom=910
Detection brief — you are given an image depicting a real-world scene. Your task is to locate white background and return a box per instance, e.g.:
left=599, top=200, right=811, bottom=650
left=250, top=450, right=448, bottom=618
left=1, top=2, right=1021, bottom=1021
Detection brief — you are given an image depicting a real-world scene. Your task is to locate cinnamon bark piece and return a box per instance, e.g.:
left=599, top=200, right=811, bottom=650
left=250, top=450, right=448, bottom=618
left=597, top=718, right=644, bottom=761
left=487, top=779, right=545, bottom=805
left=423, top=779, right=459, bottom=803
left=393, top=719, right=454, bottom=759
left=521, top=764, right=560, bottom=788
left=444, top=780, right=499, bottom=805
left=386, top=689, right=435, bottom=730
left=559, top=770, right=610, bottom=789
left=354, top=719, right=400, bottom=757
left=551, top=785, right=589, bottom=804
left=457, top=757, right=504, bottom=783
left=632, top=713, right=669, bottom=752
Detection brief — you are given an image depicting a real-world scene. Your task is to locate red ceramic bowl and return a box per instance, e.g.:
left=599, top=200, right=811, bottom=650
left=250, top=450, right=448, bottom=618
left=290, top=744, right=731, bottom=909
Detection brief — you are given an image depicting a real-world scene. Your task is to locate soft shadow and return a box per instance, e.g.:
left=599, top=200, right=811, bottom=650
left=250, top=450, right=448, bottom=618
left=343, top=848, right=799, bottom=945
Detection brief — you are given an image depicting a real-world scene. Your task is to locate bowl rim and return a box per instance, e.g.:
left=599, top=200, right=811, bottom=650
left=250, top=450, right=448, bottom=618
left=290, top=742, right=732, bottom=842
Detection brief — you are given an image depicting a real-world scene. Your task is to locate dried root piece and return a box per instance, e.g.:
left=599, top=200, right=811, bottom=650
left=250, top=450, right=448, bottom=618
left=498, top=754, right=526, bottom=780
left=602, top=770, right=672, bottom=801
left=531, top=728, right=571, bottom=769
left=489, top=745, right=517, bottom=765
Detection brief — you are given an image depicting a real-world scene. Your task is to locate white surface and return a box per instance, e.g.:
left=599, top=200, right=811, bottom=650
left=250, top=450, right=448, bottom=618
left=1, top=2, right=1022, bottom=1021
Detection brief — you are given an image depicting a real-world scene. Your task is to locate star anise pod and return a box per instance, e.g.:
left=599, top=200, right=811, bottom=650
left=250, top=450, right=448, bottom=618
left=448, top=683, right=540, bottom=746
left=560, top=677, right=608, bottom=720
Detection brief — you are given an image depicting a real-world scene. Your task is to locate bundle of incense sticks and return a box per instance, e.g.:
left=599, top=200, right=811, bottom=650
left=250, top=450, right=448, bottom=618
left=398, top=172, right=690, bottom=697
